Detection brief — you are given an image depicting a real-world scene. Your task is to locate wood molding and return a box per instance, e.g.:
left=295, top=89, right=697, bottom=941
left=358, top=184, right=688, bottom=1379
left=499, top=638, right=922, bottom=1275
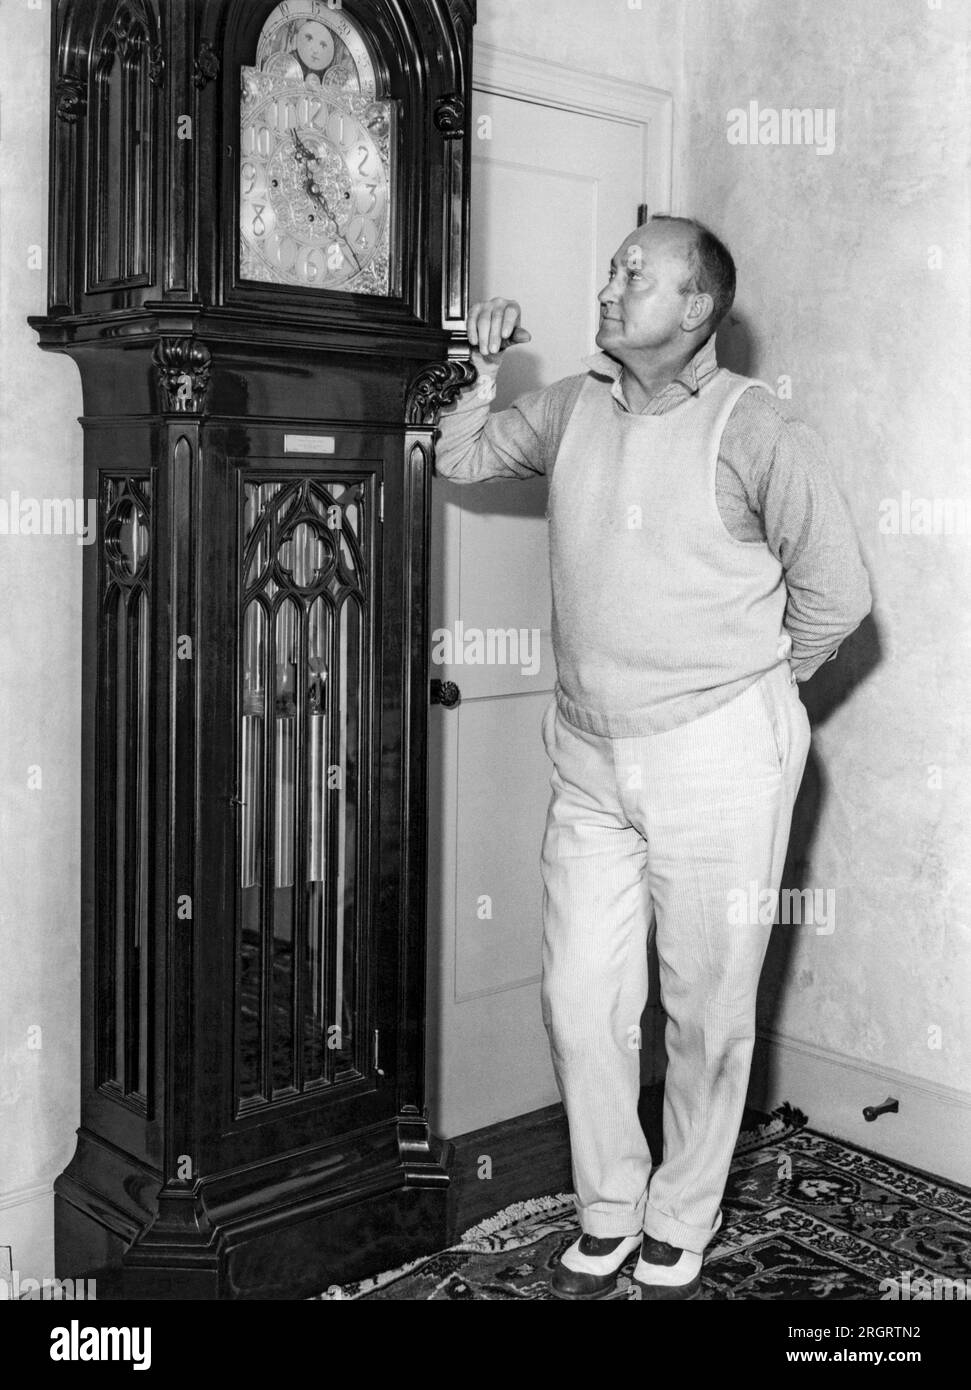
left=0, top=1181, right=53, bottom=1213
left=445, top=1102, right=570, bottom=1243
left=472, top=41, right=674, bottom=219
left=749, top=1028, right=971, bottom=1188
left=0, top=1184, right=55, bottom=1287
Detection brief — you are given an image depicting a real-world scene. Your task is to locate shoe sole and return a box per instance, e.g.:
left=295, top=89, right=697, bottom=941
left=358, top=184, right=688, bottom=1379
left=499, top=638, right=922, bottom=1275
left=551, top=1280, right=621, bottom=1301
left=631, top=1274, right=702, bottom=1301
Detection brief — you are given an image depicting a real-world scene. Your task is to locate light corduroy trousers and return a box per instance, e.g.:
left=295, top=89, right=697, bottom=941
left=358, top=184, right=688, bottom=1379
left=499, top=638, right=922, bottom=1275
left=540, top=661, right=811, bottom=1254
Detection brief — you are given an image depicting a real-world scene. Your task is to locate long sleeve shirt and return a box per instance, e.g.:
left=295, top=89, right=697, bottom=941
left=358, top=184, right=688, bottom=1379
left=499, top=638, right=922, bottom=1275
left=435, top=334, right=872, bottom=684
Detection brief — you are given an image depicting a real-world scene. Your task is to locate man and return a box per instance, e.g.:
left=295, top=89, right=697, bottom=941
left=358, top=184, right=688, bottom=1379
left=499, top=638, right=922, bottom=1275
left=434, top=216, right=871, bottom=1299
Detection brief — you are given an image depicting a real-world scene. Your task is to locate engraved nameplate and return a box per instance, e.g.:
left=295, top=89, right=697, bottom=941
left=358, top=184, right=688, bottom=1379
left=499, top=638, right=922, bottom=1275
left=284, top=435, right=336, bottom=455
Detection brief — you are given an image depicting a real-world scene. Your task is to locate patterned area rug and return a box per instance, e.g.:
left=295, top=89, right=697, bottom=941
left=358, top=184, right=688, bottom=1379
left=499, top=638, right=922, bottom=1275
left=314, top=1105, right=971, bottom=1301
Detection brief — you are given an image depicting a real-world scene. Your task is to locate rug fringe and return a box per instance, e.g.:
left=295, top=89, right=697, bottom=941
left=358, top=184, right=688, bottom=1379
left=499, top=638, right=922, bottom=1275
left=734, top=1101, right=808, bottom=1154
left=459, top=1192, right=575, bottom=1243
left=317, top=1252, right=430, bottom=1301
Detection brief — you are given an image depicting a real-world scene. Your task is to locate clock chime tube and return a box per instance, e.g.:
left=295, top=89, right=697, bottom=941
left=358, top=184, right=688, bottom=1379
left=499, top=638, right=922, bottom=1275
left=273, top=619, right=297, bottom=889
left=308, top=612, right=328, bottom=882
left=308, top=710, right=326, bottom=883
left=273, top=597, right=298, bottom=892
left=136, top=590, right=151, bottom=1097
left=294, top=521, right=315, bottom=587
left=113, top=594, right=128, bottom=1087
left=273, top=718, right=296, bottom=890
left=241, top=603, right=266, bottom=890
left=240, top=716, right=263, bottom=890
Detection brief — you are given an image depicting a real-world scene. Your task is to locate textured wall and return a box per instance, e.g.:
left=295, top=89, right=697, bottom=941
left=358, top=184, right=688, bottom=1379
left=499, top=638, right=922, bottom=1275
left=678, top=0, right=970, bottom=1090
left=0, top=8, right=83, bottom=1279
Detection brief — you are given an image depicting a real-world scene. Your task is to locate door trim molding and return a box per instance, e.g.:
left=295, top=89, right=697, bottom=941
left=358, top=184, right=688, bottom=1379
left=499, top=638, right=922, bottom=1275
left=472, top=41, right=674, bottom=219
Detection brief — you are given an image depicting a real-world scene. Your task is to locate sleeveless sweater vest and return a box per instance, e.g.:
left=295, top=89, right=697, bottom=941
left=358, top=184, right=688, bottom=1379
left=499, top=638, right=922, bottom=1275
left=549, top=367, right=789, bottom=736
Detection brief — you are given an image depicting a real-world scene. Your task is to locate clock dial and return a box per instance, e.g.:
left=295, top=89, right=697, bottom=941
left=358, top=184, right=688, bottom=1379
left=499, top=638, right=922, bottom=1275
left=240, top=73, right=394, bottom=294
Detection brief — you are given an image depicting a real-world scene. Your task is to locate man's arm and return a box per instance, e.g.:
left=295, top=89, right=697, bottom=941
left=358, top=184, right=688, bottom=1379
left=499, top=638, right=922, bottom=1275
left=435, top=357, right=589, bottom=483
left=435, top=295, right=555, bottom=484
left=729, top=392, right=873, bottom=681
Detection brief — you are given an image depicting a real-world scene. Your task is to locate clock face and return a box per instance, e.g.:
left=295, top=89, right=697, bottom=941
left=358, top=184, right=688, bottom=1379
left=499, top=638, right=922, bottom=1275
left=240, top=74, right=394, bottom=295
left=239, top=3, right=392, bottom=296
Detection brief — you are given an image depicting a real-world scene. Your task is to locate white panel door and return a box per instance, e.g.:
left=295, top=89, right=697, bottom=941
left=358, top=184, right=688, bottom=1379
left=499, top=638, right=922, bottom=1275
left=427, top=87, right=646, bottom=1138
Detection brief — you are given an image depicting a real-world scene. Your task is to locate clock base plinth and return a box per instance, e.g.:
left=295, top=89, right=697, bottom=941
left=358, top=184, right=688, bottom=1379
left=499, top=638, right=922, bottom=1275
left=54, top=1122, right=453, bottom=1301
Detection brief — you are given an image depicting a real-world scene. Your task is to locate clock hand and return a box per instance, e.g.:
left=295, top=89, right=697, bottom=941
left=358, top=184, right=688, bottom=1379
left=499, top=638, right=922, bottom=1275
left=290, top=132, right=362, bottom=273
left=306, top=180, right=363, bottom=273
left=331, top=229, right=362, bottom=274
left=291, top=131, right=330, bottom=210
left=291, top=129, right=317, bottom=169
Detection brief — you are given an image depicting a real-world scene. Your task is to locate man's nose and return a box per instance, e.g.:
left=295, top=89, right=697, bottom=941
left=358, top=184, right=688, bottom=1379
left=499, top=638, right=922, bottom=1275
left=598, top=282, right=619, bottom=306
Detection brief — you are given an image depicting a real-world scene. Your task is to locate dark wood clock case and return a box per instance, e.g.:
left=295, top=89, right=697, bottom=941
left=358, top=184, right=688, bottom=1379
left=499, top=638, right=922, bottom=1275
left=30, top=0, right=476, bottom=1300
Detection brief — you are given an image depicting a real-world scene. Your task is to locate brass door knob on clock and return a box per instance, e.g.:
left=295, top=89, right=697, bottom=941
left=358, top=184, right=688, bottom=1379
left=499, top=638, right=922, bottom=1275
left=430, top=680, right=461, bottom=709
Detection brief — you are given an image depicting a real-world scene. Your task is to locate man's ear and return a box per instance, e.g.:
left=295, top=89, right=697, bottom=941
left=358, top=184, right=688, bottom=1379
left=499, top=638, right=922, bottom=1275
left=682, top=292, right=714, bottom=334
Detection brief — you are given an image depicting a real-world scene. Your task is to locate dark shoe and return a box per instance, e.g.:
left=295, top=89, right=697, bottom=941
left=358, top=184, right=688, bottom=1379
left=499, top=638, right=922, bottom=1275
left=631, top=1235, right=702, bottom=1300
left=551, top=1232, right=641, bottom=1300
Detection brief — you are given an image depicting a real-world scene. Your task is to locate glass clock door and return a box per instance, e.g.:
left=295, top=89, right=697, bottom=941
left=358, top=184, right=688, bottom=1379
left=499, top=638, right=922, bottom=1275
left=235, top=475, right=373, bottom=1108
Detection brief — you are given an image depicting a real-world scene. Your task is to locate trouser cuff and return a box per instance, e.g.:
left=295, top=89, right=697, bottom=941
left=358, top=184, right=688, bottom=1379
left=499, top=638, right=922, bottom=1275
left=643, top=1204, right=721, bottom=1256
left=579, top=1195, right=647, bottom=1239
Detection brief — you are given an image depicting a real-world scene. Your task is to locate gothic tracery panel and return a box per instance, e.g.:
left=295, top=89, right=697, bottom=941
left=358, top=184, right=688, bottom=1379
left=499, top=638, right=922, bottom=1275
left=236, top=476, right=372, bottom=1106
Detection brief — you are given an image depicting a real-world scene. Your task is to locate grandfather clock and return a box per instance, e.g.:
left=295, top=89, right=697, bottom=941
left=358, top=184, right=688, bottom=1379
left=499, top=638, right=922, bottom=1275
left=31, top=0, right=476, bottom=1299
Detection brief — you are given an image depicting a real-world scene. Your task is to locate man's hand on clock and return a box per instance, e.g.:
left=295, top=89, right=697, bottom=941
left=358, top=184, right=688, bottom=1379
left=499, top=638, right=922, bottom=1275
left=467, top=298, right=532, bottom=368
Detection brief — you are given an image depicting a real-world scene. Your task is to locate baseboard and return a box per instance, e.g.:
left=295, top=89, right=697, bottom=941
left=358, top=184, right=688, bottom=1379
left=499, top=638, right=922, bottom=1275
left=445, top=1102, right=571, bottom=1244
left=0, top=1182, right=54, bottom=1284
left=749, top=1029, right=971, bottom=1187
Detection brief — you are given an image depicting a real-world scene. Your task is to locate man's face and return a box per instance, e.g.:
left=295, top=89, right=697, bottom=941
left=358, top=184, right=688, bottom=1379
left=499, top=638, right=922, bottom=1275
left=296, top=21, right=334, bottom=72
left=596, top=226, right=695, bottom=360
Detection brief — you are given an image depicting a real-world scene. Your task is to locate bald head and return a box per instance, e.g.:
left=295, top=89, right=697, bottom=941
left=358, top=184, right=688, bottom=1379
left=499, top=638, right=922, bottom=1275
left=634, top=216, right=737, bottom=338
left=623, top=218, right=697, bottom=270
